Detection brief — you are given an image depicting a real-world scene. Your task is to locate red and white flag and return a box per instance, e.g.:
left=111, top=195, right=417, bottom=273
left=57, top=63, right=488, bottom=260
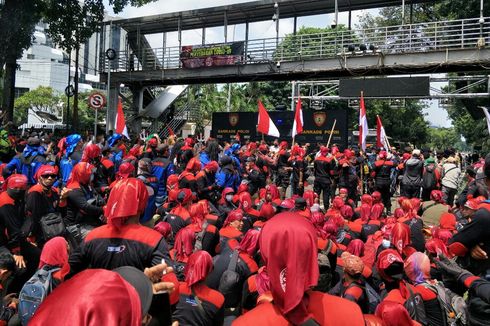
left=376, top=115, right=390, bottom=151
left=292, top=97, right=303, bottom=138
left=116, top=97, right=130, bottom=139
left=257, top=100, right=280, bottom=138
left=359, top=92, right=368, bottom=151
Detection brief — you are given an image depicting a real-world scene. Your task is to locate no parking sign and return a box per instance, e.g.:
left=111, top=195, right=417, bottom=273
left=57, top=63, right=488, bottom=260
left=88, top=92, right=106, bottom=110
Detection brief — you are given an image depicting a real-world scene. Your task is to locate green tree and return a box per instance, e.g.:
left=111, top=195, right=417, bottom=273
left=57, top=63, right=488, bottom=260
left=424, top=127, right=463, bottom=151
left=0, top=0, right=44, bottom=125
left=14, top=86, right=62, bottom=125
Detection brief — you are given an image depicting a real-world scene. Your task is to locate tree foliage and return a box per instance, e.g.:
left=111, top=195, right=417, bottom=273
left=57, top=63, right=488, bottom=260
left=424, top=127, right=464, bottom=151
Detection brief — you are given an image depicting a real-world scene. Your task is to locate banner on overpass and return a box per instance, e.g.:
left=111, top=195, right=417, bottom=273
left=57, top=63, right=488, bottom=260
left=211, top=109, right=348, bottom=149
left=181, top=42, right=244, bottom=68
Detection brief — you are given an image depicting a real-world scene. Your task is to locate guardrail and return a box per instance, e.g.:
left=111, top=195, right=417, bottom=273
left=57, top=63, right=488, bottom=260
left=102, top=17, right=490, bottom=73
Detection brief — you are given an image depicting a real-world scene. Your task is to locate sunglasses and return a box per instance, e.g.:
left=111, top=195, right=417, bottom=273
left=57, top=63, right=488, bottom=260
left=41, top=174, right=57, bottom=179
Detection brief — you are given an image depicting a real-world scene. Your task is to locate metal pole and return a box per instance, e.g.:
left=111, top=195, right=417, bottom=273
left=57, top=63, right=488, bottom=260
left=94, top=109, right=98, bottom=140
left=224, top=11, right=228, bottom=43
left=291, top=81, right=295, bottom=111
left=480, top=0, right=485, bottom=39
left=275, top=3, right=280, bottom=47
left=334, top=0, right=338, bottom=27
left=326, top=119, right=337, bottom=148
left=106, top=20, right=113, bottom=133
left=66, top=52, right=71, bottom=132
left=402, top=0, right=405, bottom=25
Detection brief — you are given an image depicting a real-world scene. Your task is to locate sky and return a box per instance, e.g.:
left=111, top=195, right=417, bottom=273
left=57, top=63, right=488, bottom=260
left=105, top=0, right=452, bottom=128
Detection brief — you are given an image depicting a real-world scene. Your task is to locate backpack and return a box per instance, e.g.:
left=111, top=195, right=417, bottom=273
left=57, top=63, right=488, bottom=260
left=194, top=221, right=209, bottom=251
left=404, top=285, right=428, bottom=326
left=18, top=266, right=60, bottom=325
left=316, top=240, right=333, bottom=292
left=40, top=213, right=66, bottom=241
left=422, top=165, right=437, bottom=189
left=344, top=282, right=381, bottom=314
left=423, top=281, right=467, bottom=326
left=218, top=250, right=240, bottom=308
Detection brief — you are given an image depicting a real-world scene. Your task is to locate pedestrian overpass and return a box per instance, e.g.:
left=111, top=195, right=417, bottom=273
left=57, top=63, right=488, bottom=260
left=99, top=0, right=490, bottom=134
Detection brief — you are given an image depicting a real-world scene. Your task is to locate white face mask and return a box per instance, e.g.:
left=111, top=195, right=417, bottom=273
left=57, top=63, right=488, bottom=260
left=382, top=239, right=391, bottom=249
left=226, top=194, right=234, bottom=202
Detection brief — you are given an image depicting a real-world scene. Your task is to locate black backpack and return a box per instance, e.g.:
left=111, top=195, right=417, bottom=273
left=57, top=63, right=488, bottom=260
left=344, top=282, right=381, bottom=314
left=422, top=281, right=467, bottom=326
left=404, top=285, right=428, bottom=325
left=218, top=250, right=240, bottom=308
left=422, top=165, right=437, bottom=189
left=40, top=213, right=66, bottom=241
left=316, top=240, right=333, bottom=292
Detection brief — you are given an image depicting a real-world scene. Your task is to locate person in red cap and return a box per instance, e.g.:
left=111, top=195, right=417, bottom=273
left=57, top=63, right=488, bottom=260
left=25, top=165, right=62, bottom=247
left=195, top=161, right=220, bottom=203
left=0, top=174, right=41, bottom=292
left=372, top=150, right=395, bottom=215
left=179, top=157, right=201, bottom=192
left=234, top=212, right=365, bottom=325
left=173, top=251, right=225, bottom=325
left=314, top=146, right=336, bottom=208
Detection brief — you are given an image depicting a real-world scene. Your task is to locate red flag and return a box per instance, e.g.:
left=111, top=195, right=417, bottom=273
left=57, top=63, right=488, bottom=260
left=167, top=125, right=175, bottom=136
left=116, top=97, right=129, bottom=139
left=292, top=97, right=303, bottom=138
left=359, top=92, right=368, bottom=151
left=257, top=100, right=280, bottom=137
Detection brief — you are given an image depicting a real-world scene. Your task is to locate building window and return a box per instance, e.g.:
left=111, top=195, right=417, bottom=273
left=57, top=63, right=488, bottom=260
left=14, top=88, right=29, bottom=99
left=27, top=54, right=35, bottom=59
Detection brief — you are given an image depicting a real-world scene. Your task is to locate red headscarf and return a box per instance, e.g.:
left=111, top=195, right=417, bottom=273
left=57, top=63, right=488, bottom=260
left=432, top=227, right=453, bottom=245
left=104, top=178, right=149, bottom=229
left=184, top=250, right=213, bottom=287
left=189, top=203, right=205, bottom=226
left=375, top=301, right=416, bottom=326
left=29, top=269, right=142, bottom=326
left=360, top=194, right=373, bottom=207
left=430, top=190, right=445, bottom=204
left=347, top=239, right=365, bottom=257
left=376, top=249, right=404, bottom=282
left=302, top=190, right=317, bottom=208
left=331, top=196, right=344, bottom=210
left=393, top=208, right=405, bottom=219
left=66, top=162, right=94, bottom=189
left=236, top=183, right=249, bottom=196
left=371, top=203, right=384, bottom=221
left=310, top=211, right=326, bottom=238
left=224, top=209, right=243, bottom=227
left=259, top=203, right=275, bottom=221
left=238, top=229, right=260, bottom=256
left=340, top=205, right=354, bottom=220
left=153, top=222, right=172, bottom=239
left=439, top=213, right=456, bottom=231
left=259, top=212, right=319, bottom=325
left=400, top=199, right=416, bottom=220
left=5, top=174, right=28, bottom=190
left=116, top=162, right=135, bottom=180
left=359, top=203, right=372, bottom=222
left=167, top=174, right=179, bottom=191
left=425, top=238, right=450, bottom=258
left=266, top=184, right=280, bottom=201
left=219, top=187, right=235, bottom=205
left=204, top=161, right=219, bottom=173
left=391, top=223, right=411, bottom=254
left=322, top=219, right=338, bottom=241
left=39, top=237, right=70, bottom=281
left=237, top=192, right=253, bottom=212
left=174, top=227, right=196, bottom=263
left=185, top=157, right=201, bottom=173
left=34, top=165, right=59, bottom=182
left=371, top=191, right=382, bottom=204
left=81, top=144, right=101, bottom=162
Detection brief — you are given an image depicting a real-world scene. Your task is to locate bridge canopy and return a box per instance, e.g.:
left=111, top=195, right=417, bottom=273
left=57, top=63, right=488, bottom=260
left=111, top=0, right=436, bottom=34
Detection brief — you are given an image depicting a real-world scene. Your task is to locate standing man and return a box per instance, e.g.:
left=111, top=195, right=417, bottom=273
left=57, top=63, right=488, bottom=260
left=401, top=149, right=424, bottom=199
left=314, top=146, right=335, bottom=208
left=441, top=156, right=461, bottom=206
left=372, top=151, right=395, bottom=215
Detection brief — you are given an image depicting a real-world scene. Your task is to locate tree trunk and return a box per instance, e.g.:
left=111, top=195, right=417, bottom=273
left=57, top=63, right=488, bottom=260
left=72, top=45, right=79, bottom=132
left=2, top=56, right=16, bottom=126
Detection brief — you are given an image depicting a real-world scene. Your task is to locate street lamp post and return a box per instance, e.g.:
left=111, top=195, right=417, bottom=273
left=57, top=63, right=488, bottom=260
left=273, top=2, right=279, bottom=47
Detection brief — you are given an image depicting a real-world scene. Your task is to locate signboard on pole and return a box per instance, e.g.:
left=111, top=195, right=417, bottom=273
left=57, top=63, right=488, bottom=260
left=88, top=92, right=106, bottom=110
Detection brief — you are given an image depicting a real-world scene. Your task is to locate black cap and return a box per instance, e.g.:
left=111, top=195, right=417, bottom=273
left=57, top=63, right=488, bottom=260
left=114, top=266, right=153, bottom=316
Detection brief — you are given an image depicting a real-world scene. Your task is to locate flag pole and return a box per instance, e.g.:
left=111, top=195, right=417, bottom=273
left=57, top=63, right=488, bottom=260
left=360, top=91, right=364, bottom=196
left=326, top=119, right=337, bottom=148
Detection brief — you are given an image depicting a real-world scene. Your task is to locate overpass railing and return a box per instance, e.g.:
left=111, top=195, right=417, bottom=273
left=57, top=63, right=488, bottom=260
left=103, top=17, right=490, bottom=72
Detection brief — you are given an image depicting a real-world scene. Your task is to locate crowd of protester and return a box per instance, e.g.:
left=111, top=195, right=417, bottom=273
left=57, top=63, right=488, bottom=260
left=0, top=128, right=487, bottom=325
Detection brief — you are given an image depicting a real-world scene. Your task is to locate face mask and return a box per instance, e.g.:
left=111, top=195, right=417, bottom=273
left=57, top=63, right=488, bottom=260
left=381, top=239, right=391, bottom=249
left=226, top=194, right=234, bottom=202
left=7, top=189, right=25, bottom=201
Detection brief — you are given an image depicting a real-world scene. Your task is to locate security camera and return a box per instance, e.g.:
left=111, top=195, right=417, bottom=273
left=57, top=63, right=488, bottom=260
left=276, top=61, right=281, bottom=68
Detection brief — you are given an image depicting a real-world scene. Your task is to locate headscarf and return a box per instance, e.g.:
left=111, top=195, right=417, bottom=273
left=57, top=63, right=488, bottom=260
left=391, top=223, right=411, bottom=254
left=5, top=174, right=28, bottom=191
left=108, top=133, right=123, bottom=147
left=104, top=178, right=149, bottom=229
left=302, top=190, right=317, bottom=208
left=189, top=203, right=205, bottom=226
left=347, top=239, right=365, bottom=257
left=255, top=267, right=271, bottom=295
left=432, top=227, right=453, bottom=245
left=425, top=238, right=450, bottom=258
left=204, top=161, right=219, bottom=173
left=375, top=301, right=416, bottom=326
left=153, top=222, right=172, bottom=239
left=259, top=212, right=319, bottom=325
left=341, top=252, right=364, bottom=276
left=34, top=165, right=59, bottom=182
left=259, top=203, right=275, bottom=221
left=185, top=157, right=201, bottom=173
left=340, top=205, right=354, bottom=220
left=39, top=237, right=70, bottom=281
left=332, top=196, right=344, bottom=210
left=29, top=269, right=142, bottom=326
left=236, top=183, right=249, bottom=196
left=237, top=192, right=253, bottom=212
left=371, top=191, right=382, bottom=204
left=359, top=203, right=372, bottom=222
left=376, top=249, right=404, bottom=282
left=238, top=229, right=260, bottom=256
left=224, top=209, right=243, bottom=227
left=116, top=162, right=135, bottom=180
left=360, top=194, right=373, bottom=207
left=184, top=250, right=213, bottom=287
left=322, top=220, right=338, bottom=240
left=404, top=252, right=431, bottom=284
left=66, top=162, right=94, bottom=189
left=393, top=208, right=405, bottom=219
left=400, top=199, right=416, bottom=219
left=174, top=228, right=196, bottom=263
left=430, top=190, right=445, bottom=204
left=81, top=144, right=101, bottom=163
left=64, top=134, right=82, bottom=157
left=371, top=203, right=384, bottom=221
left=439, top=213, right=456, bottom=231
left=176, top=189, right=193, bottom=206
left=410, top=198, right=421, bottom=215
left=220, top=187, right=235, bottom=205
left=265, top=184, right=280, bottom=201
left=319, top=146, right=329, bottom=156
left=310, top=211, right=326, bottom=238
